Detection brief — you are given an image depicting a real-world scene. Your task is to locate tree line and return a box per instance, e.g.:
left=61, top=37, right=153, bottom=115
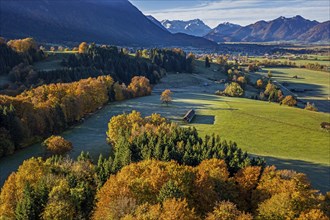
left=0, top=37, right=44, bottom=75
left=0, top=76, right=151, bottom=158
left=62, top=44, right=164, bottom=85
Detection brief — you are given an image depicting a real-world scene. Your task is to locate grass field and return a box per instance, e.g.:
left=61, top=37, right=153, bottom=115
left=251, top=67, right=330, bottom=112
left=140, top=90, right=330, bottom=165
left=257, top=67, right=330, bottom=96
left=249, top=57, right=330, bottom=67
left=149, top=62, right=330, bottom=166
left=33, top=51, right=76, bottom=71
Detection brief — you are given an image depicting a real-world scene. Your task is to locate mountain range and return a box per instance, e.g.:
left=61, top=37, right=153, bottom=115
left=159, top=16, right=329, bottom=43
left=0, top=0, right=215, bottom=47
left=0, top=0, right=328, bottom=46
left=160, top=19, right=211, bottom=37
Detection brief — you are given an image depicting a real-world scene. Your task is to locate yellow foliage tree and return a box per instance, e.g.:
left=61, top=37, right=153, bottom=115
left=121, top=198, right=199, bottom=220
left=297, top=209, right=329, bottom=220
left=206, top=201, right=253, bottom=220
left=7, top=38, right=37, bottom=53
left=128, top=76, right=152, bottom=98
left=42, top=180, right=75, bottom=220
left=160, top=89, right=173, bottom=105
left=78, top=42, right=88, bottom=54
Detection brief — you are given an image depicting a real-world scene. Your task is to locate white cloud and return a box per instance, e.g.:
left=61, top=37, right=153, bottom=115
left=139, top=0, right=330, bottom=28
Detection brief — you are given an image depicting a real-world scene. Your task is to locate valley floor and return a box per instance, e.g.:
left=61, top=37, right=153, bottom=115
left=1, top=65, right=329, bottom=193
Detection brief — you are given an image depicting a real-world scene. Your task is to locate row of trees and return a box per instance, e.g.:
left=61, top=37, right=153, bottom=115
left=249, top=59, right=328, bottom=72
left=1, top=156, right=327, bottom=219
left=0, top=37, right=44, bottom=75
left=149, top=48, right=195, bottom=73
left=0, top=76, right=152, bottom=158
left=256, top=79, right=298, bottom=106
left=62, top=44, right=164, bottom=85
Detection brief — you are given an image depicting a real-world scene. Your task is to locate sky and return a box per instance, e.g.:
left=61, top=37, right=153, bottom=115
left=129, top=0, right=330, bottom=28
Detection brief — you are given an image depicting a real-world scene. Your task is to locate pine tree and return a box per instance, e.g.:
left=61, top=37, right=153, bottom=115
left=15, top=183, right=36, bottom=220
left=157, top=180, right=184, bottom=202
left=162, top=146, right=170, bottom=161
left=205, top=56, right=211, bottom=68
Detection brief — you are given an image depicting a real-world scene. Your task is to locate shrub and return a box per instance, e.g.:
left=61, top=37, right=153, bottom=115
left=267, top=70, right=272, bottom=78
left=305, top=102, right=318, bottom=111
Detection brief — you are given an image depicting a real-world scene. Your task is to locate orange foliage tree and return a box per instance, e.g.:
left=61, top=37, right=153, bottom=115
left=42, top=135, right=73, bottom=155
left=78, top=42, right=88, bottom=54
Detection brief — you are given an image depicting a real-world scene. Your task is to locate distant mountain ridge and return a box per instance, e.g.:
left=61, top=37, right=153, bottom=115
left=205, top=22, right=242, bottom=42
left=0, top=0, right=216, bottom=47
left=161, top=16, right=329, bottom=43
left=161, top=19, right=212, bottom=37
left=146, top=15, right=169, bottom=32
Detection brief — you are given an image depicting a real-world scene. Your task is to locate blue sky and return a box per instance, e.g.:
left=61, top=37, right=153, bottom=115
left=130, top=0, right=330, bottom=28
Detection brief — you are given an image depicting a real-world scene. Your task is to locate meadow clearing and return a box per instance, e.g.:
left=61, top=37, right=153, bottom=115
left=249, top=56, right=330, bottom=66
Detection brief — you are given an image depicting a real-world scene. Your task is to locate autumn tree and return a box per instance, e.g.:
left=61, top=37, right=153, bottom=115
left=297, top=209, right=329, bottom=220
left=128, top=76, right=152, bottom=97
left=224, top=82, right=244, bottom=97
left=281, top=95, right=297, bottom=106
left=256, top=79, right=264, bottom=88
left=206, top=201, right=253, bottom=220
left=7, top=38, right=37, bottom=53
left=92, top=160, right=198, bottom=219
left=237, top=76, right=247, bottom=88
left=42, top=180, right=75, bottom=220
left=160, top=89, right=173, bottom=105
left=78, top=42, right=88, bottom=54
left=42, top=135, right=73, bottom=155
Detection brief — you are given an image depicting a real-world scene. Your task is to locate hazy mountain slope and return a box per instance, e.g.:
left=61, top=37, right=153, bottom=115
left=146, top=15, right=169, bottom=32
left=205, top=22, right=241, bottom=42
left=297, top=21, right=330, bottom=42
left=204, top=16, right=328, bottom=43
left=0, top=0, right=215, bottom=47
left=161, top=19, right=211, bottom=37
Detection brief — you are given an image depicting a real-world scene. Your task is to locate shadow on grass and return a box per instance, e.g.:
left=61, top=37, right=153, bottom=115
left=257, top=155, right=330, bottom=193
left=191, top=115, right=215, bottom=125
